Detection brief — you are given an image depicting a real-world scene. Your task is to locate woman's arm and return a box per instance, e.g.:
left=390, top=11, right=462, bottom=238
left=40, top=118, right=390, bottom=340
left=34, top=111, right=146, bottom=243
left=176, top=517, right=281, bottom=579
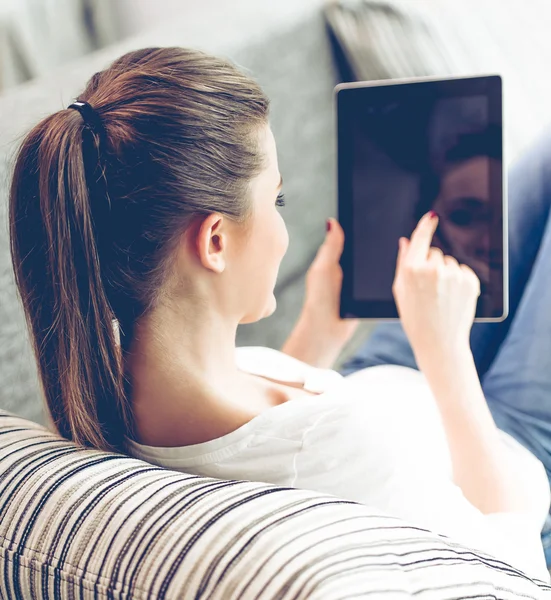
left=394, top=212, right=534, bottom=516
left=280, top=310, right=349, bottom=369
left=417, top=343, right=533, bottom=515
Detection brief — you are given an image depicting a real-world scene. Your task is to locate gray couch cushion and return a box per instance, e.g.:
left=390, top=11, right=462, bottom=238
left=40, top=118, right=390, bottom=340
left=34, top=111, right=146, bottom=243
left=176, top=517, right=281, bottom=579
left=325, top=0, right=551, bottom=164
left=2, top=408, right=550, bottom=599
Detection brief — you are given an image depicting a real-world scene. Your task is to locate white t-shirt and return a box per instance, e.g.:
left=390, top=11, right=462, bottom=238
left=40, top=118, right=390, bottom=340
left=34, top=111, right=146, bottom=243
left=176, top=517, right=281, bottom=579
left=125, top=346, right=551, bottom=581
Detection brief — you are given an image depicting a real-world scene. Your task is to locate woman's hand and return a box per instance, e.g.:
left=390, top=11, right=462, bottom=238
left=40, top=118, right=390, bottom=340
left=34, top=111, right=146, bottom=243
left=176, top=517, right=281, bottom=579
left=392, top=211, right=480, bottom=365
left=281, top=217, right=360, bottom=368
left=303, top=217, right=360, bottom=343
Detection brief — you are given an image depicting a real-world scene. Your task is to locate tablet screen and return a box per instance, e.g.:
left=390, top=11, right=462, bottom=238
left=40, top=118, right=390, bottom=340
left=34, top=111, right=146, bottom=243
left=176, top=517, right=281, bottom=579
left=337, top=76, right=505, bottom=319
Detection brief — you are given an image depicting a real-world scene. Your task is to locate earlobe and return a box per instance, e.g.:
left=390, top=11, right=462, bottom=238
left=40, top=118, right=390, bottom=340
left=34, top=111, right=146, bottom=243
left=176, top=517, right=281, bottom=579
left=196, top=214, right=226, bottom=273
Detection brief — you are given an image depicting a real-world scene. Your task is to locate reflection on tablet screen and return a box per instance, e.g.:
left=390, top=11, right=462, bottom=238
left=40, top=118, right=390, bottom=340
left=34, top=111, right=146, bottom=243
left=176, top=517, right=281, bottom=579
left=347, top=88, right=504, bottom=318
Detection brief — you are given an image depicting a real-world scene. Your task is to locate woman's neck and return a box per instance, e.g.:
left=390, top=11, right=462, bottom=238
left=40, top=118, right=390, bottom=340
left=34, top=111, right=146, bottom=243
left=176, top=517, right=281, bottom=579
left=123, top=307, right=272, bottom=446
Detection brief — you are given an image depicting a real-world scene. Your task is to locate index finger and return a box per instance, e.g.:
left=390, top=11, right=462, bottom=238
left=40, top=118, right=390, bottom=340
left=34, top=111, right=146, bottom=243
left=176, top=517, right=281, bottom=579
left=406, top=211, right=439, bottom=264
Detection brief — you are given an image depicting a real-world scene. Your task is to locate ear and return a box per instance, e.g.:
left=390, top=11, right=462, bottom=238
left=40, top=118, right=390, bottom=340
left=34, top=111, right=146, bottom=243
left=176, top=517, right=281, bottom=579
left=195, top=213, right=226, bottom=273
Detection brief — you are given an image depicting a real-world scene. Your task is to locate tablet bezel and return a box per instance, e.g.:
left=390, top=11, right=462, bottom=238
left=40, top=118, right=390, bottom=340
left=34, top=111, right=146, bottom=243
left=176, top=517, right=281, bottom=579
left=335, top=74, right=508, bottom=322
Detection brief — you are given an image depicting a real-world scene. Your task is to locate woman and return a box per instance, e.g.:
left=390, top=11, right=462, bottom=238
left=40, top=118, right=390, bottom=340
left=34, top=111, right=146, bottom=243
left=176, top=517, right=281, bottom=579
left=8, top=47, right=551, bottom=581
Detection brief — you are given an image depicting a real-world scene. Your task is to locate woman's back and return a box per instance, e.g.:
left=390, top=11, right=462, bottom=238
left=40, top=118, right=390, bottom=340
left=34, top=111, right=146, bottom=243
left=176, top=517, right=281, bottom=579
left=126, top=345, right=550, bottom=581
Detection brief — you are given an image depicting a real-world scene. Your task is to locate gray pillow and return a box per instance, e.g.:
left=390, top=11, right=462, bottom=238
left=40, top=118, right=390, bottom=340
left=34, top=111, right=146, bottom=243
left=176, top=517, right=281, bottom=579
left=323, top=0, right=457, bottom=82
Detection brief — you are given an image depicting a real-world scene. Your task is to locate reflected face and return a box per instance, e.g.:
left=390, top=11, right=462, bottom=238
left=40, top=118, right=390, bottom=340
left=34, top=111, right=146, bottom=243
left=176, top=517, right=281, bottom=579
left=431, top=156, right=501, bottom=287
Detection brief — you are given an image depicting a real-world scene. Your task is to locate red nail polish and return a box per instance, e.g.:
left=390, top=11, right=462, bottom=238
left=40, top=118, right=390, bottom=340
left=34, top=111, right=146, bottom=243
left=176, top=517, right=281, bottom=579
left=326, top=219, right=332, bottom=232
left=429, top=210, right=438, bottom=219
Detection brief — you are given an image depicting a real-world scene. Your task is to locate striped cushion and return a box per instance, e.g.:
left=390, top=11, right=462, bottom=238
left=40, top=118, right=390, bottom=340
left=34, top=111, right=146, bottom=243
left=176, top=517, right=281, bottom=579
left=1, top=410, right=550, bottom=599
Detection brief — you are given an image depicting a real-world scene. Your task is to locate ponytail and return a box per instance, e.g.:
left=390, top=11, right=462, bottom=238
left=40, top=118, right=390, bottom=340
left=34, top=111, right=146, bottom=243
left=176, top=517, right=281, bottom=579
left=7, top=46, right=271, bottom=455
left=8, top=108, right=135, bottom=453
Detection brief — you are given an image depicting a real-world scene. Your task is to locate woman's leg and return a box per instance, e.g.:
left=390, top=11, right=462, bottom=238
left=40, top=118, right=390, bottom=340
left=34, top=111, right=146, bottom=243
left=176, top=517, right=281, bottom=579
left=481, top=192, right=551, bottom=474
left=479, top=144, right=551, bottom=566
left=338, top=126, right=551, bottom=379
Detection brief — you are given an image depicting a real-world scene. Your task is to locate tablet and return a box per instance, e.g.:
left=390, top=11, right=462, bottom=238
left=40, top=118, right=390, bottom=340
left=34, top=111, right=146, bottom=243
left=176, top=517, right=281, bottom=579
left=336, top=74, right=507, bottom=321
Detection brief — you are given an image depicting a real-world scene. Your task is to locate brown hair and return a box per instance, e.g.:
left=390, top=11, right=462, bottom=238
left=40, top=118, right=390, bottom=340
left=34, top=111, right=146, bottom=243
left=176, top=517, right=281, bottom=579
left=8, top=46, right=270, bottom=454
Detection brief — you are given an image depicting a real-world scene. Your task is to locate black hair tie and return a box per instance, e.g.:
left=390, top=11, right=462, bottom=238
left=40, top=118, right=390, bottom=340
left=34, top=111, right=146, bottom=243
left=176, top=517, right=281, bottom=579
left=67, top=100, right=106, bottom=139
left=67, top=98, right=113, bottom=234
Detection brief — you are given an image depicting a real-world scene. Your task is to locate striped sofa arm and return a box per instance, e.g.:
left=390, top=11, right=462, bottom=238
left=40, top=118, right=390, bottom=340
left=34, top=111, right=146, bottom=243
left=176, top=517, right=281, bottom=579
left=1, top=409, right=550, bottom=599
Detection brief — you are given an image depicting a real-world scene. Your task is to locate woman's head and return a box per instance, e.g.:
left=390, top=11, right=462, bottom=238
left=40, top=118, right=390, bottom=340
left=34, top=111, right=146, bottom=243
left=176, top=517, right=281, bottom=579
left=8, top=46, right=287, bottom=454
left=176, top=122, right=288, bottom=329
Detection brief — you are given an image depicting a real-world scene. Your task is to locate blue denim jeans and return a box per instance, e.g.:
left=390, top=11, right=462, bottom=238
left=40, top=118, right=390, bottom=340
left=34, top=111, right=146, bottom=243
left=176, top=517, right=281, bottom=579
left=337, top=127, right=551, bottom=566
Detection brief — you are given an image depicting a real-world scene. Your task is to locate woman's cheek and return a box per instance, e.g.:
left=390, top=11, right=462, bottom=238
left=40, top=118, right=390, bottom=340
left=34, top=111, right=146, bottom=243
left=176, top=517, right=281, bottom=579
left=276, top=212, right=289, bottom=256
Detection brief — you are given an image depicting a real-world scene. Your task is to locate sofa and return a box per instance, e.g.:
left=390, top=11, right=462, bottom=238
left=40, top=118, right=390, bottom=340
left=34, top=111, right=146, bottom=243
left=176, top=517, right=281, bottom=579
left=2, top=0, right=551, bottom=597
left=2, top=409, right=551, bottom=599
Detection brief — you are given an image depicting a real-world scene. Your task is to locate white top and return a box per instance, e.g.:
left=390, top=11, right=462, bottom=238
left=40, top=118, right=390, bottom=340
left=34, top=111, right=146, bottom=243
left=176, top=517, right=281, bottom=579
left=125, top=346, right=551, bottom=581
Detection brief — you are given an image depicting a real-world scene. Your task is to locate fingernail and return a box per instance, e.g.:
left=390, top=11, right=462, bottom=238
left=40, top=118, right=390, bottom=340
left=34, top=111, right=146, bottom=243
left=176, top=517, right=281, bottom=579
left=326, top=218, right=332, bottom=232
left=429, top=210, right=438, bottom=219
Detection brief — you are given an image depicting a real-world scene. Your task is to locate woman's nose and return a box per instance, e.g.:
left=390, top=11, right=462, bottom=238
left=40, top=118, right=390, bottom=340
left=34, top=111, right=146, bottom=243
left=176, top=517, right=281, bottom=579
left=474, top=231, right=491, bottom=258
